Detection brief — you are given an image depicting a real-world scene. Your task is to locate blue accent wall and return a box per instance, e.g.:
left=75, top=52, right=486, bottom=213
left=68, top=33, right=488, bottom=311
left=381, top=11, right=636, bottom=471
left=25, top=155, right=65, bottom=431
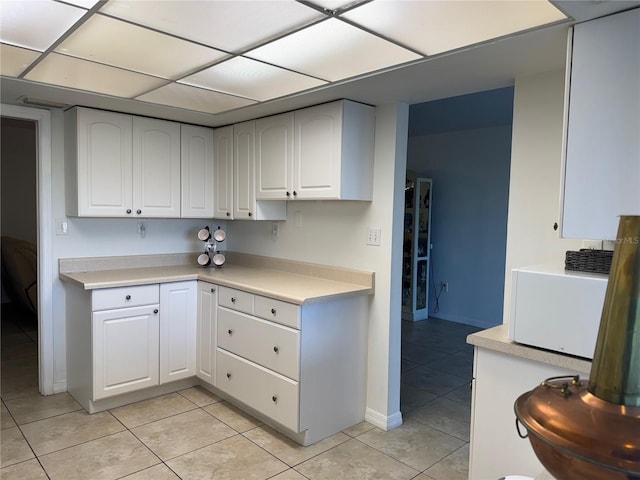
left=407, top=87, right=513, bottom=328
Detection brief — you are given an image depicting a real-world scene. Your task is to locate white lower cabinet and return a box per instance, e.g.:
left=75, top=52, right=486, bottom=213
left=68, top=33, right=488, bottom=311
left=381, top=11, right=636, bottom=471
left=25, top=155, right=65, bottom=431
left=93, top=304, right=159, bottom=400
left=196, top=281, right=218, bottom=385
left=214, top=286, right=367, bottom=445
left=159, top=281, right=197, bottom=384
left=67, top=282, right=197, bottom=412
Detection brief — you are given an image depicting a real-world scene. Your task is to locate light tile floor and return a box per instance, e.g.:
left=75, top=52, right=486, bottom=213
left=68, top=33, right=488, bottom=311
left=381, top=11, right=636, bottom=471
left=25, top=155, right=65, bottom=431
left=1, top=303, right=479, bottom=480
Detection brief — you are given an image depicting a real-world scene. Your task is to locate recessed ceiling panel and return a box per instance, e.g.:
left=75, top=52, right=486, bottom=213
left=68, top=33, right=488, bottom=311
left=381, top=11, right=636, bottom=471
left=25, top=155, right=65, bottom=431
left=0, top=0, right=87, bottom=51
left=246, top=18, right=422, bottom=82
left=180, top=56, right=327, bottom=101
left=56, top=14, right=229, bottom=79
left=0, top=44, right=41, bottom=77
left=100, top=0, right=326, bottom=53
left=25, top=53, right=167, bottom=98
left=136, top=83, right=257, bottom=114
left=342, top=0, right=568, bottom=56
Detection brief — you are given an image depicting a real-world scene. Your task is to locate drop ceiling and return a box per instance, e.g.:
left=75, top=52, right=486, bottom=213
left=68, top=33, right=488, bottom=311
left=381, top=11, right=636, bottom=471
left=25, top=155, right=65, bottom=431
left=0, top=0, right=637, bottom=126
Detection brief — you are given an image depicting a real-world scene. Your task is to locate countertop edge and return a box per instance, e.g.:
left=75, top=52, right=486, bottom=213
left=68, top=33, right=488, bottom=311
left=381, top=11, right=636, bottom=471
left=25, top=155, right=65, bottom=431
left=59, top=267, right=374, bottom=306
left=467, top=324, right=592, bottom=373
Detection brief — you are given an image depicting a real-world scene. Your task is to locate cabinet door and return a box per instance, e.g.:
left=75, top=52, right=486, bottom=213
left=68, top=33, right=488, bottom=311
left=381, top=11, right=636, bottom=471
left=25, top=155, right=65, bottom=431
left=196, top=282, right=218, bottom=385
left=92, top=305, right=159, bottom=400
left=562, top=8, right=640, bottom=240
left=75, top=108, right=133, bottom=217
left=294, top=102, right=342, bottom=199
left=159, top=281, right=197, bottom=384
left=233, top=120, right=256, bottom=219
left=256, top=112, right=295, bottom=200
left=213, top=125, right=234, bottom=219
left=181, top=125, right=214, bottom=218
left=133, top=117, right=181, bottom=217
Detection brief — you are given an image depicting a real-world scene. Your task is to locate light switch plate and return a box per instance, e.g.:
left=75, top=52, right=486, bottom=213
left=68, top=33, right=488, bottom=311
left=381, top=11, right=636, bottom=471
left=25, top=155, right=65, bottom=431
left=367, top=227, right=381, bottom=246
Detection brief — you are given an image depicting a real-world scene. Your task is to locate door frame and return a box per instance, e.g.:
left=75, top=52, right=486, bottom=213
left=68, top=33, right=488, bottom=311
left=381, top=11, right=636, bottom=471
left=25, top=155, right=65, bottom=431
left=1, top=103, right=54, bottom=395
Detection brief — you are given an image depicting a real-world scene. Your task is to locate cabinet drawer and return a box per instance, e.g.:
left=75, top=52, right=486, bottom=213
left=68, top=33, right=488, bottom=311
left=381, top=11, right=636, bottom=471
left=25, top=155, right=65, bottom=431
left=218, top=308, right=299, bottom=380
left=254, top=296, right=300, bottom=329
left=218, top=286, right=253, bottom=314
left=92, top=284, right=159, bottom=311
left=216, top=348, right=299, bottom=432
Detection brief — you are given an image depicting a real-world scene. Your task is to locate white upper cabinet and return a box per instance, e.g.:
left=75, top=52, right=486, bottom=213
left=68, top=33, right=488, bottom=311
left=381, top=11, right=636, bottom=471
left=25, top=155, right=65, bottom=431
left=213, top=125, right=234, bottom=220
left=66, top=107, right=181, bottom=218
left=66, top=107, right=133, bottom=217
left=256, top=112, right=295, bottom=200
left=232, top=121, right=287, bottom=220
left=256, top=100, right=376, bottom=201
left=233, top=120, right=255, bottom=220
left=133, top=117, right=181, bottom=218
left=561, top=8, right=640, bottom=240
left=181, top=125, right=214, bottom=218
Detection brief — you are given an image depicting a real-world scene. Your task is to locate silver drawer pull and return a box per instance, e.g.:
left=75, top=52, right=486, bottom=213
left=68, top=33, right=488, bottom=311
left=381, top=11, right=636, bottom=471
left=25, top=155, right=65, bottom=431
left=273, top=346, right=279, bottom=353
left=271, top=308, right=276, bottom=315
left=125, top=295, right=131, bottom=300
left=227, top=329, right=233, bottom=335
left=153, top=309, right=158, bottom=314
left=226, top=372, right=231, bottom=379
left=272, top=395, right=277, bottom=403
left=211, top=288, right=215, bottom=293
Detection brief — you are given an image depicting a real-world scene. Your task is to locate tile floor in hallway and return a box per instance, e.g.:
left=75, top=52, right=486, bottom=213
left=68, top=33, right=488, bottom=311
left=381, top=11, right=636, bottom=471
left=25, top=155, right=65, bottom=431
left=1, top=304, right=479, bottom=480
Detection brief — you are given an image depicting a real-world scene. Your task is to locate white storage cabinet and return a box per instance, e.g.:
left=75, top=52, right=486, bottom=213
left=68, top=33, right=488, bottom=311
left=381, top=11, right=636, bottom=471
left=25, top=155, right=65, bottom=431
left=233, top=121, right=287, bottom=220
left=256, top=100, right=376, bottom=201
left=66, top=281, right=197, bottom=413
left=196, top=281, right=218, bottom=385
left=213, top=125, right=234, bottom=220
left=561, top=8, right=640, bottom=240
left=181, top=124, right=214, bottom=218
left=66, top=107, right=181, bottom=218
left=214, top=285, right=367, bottom=445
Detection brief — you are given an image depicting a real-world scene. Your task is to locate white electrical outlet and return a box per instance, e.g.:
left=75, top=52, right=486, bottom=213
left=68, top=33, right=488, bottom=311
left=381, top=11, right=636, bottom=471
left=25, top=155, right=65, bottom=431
left=367, top=228, right=381, bottom=246
left=55, top=218, right=68, bottom=235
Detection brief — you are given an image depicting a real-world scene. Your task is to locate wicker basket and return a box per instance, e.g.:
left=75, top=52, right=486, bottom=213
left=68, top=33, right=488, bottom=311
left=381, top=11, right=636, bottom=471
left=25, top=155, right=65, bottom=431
left=565, top=249, right=613, bottom=274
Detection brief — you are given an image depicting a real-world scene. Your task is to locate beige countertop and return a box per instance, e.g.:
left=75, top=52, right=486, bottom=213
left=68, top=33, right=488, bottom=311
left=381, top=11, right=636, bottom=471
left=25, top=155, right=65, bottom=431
left=59, top=253, right=374, bottom=305
left=467, top=324, right=592, bottom=373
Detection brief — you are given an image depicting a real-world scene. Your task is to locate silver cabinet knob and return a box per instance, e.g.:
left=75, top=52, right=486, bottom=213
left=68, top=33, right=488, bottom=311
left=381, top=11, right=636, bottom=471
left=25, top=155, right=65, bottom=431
left=226, top=372, right=231, bottom=379
left=271, top=308, right=276, bottom=315
left=136, top=209, right=142, bottom=215
left=227, top=329, right=233, bottom=335
left=273, top=346, right=279, bottom=353
left=231, top=297, right=236, bottom=303
left=272, top=395, right=277, bottom=403
left=126, top=209, right=132, bottom=214
left=153, top=309, right=158, bottom=314
left=125, top=295, right=131, bottom=300
left=248, top=212, right=253, bottom=217
left=210, top=288, right=215, bottom=293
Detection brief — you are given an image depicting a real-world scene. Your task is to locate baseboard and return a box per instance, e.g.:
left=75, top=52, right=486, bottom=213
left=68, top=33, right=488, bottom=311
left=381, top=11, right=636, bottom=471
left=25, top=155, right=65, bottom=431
left=52, top=380, right=67, bottom=394
left=430, top=313, right=498, bottom=330
left=364, top=407, right=403, bottom=431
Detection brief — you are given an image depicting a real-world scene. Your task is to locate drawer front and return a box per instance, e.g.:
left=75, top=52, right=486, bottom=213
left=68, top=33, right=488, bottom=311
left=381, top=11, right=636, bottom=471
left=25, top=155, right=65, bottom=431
left=218, top=308, right=299, bottom=380
left=216, top=348, right=299, bottom=432
left=92, top=284, right=159, bottom=311
left=254, top=296, right=300, bottom=329
left=218, top=286, right=253, bottom=314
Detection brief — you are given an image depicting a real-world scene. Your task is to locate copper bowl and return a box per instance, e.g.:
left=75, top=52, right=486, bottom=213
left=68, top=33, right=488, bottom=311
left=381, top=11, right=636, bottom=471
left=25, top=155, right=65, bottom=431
left=514, top=376, right=640, bottom=480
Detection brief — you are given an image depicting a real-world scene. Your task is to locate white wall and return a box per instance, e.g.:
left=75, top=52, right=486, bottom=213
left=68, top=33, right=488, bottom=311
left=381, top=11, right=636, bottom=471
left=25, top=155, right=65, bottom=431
left=408, top=126, right=511, bottom=329
left=227, top=103, right=409, bottom=427
left=503, top=69, right=583, bottom=324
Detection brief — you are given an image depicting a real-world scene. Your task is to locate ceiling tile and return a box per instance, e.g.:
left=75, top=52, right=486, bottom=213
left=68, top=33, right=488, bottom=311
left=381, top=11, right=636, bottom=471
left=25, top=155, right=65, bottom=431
left=245, top=18, right=422, bottom=82
left=180, top=56, right=327, bottom=101
left=55, top=14, right=229, bottom=79
left=0, top=0, right=87, bottom=51
left=342, top=0, right=568, bottom=56
left=64, top=0, right=100, bottom=8
left=0, top=43, right=41, bottom=77
left=100, top=0, right=326, bottom=53
left=136, top=82, right=257, bottom=114
left=24, top=53, right=167, bottom=98
left=305, top=0, right=360, bottom=11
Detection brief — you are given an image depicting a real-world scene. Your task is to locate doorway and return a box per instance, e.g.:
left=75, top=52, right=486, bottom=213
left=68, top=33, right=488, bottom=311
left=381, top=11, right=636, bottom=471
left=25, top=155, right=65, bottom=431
left=1, top=104, right=54, bottom=395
